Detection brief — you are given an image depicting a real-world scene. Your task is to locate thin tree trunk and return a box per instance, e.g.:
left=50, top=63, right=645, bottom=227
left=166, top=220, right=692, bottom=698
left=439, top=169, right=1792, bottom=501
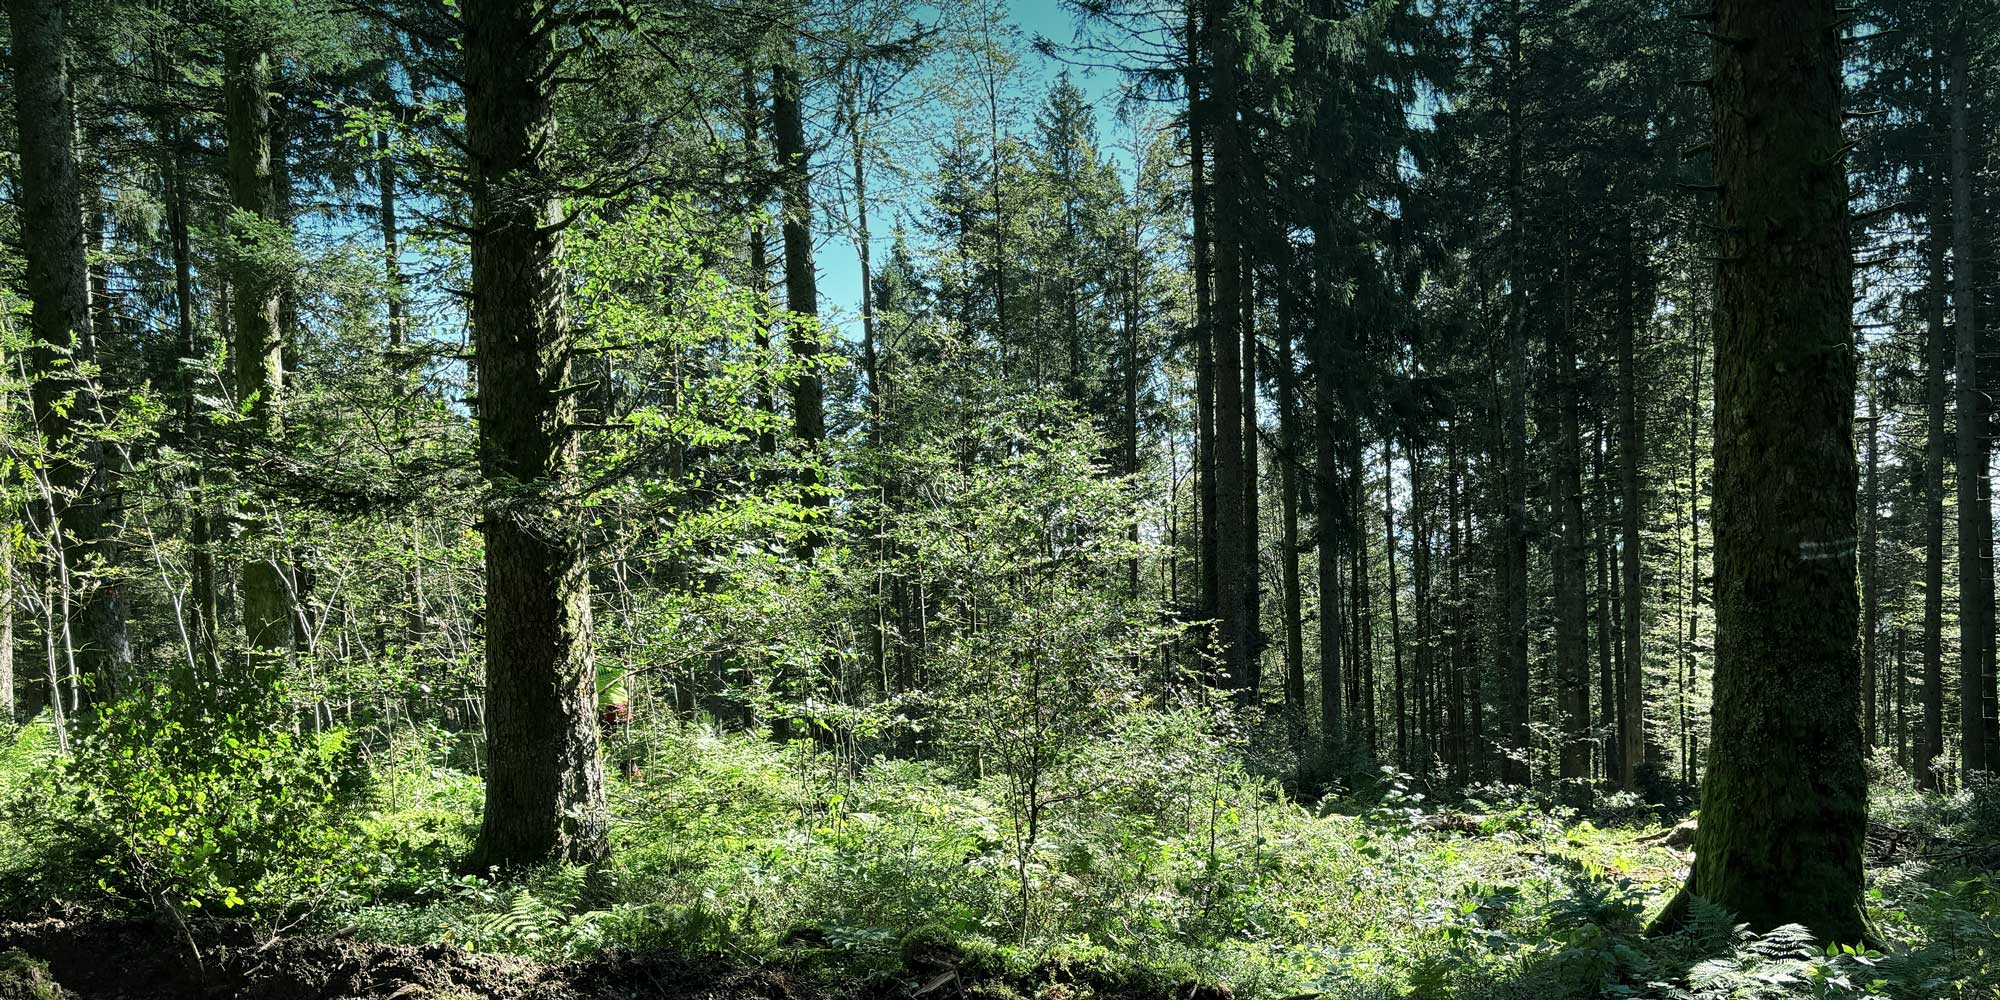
left=1383, top=439, right=1406, bottom=769
left=161, top=84, right=221, bottom=683
left=1683, top=327, right=1702, bottom=786
left=1242, top=265, right=1262, bottom=698
left=1313, top=266, right=1344, bottom=752
left=1862, top=383, right=1879, bottom=750
left=1279, top=288, right=1305, bottom=709
left=1410, top=429, right=1434, bottom=770
left=1554, top=232, right=1591, bottom=782
left=1921, top=164, right=1949, bottom=788
left=1499, top=0, right=1532, bottom=784
left=1949, top=26, right=1987, bottom=777
left=1127, top=224, right=1144, bottom=598
left=1617, top=235, right=1647, bottom=787
left=1352, top=437, right=1376, bottom=749
left=462, top=0, right=610, bottom=870
left=1187, top=4, right=1217, bottom=646
left=1595, top=420, right=1617, bottom=779
left=1447, top=418, right=1468, bottom=782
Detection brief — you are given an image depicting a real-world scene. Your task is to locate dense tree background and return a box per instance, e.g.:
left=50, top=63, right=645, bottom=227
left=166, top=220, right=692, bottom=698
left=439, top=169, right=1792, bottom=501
left=0, top=0, right=1996, bottom=994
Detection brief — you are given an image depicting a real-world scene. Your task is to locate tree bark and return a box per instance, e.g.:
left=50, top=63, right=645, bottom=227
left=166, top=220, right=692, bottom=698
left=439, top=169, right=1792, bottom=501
left=1383, top=439, right=1406, bottom=769
left=1410, top=430, right=1435, bottom=770
left=1499, top=0, right=1532, bottom=784
left=6, top=0, right=127, bottom=707
left=1279, top=290, right=1306, bottom=709
left=223, top=31, right=294, bottom=663
left=1681, top=0, right=1867, bottom=942
left=1206, top=0, right=1253, bottom=700
left=1554, top=238, right=1590, bottom=782
left=1617, top=236, right=1647, bottom=787
left=462, top=0, right=610, bottom=870
left=774, top=48, right=827, bottom=558
left=1187, top=4, right=1218, bottom=647
left=1242, top=265, right=1262, bottom=697
left=1595, top=422, right=1617, bottom=780
left=1312, top=263, right=1344, bottom=752
left=1862, top=386, right=1879, bottom=750
left=1921, top=161, right=1948, bottom=788
left=1949, top=26, right=1986, bottom=777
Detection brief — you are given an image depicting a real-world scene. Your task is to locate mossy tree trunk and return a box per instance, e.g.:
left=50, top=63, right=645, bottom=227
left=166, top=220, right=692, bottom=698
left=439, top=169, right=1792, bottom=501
left=462, top=0, right=610, bottom=871
left=1688, top=0, right=1868, bottom=943
left=223, top=30, right=295, bottom=665
left=6, top=0, right=127, bottom=709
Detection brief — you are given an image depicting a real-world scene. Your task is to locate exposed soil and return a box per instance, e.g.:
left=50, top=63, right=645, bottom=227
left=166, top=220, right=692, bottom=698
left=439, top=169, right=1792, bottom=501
left=0, top=916, right=811, bottom=1000
left=0, top=916, right=1225, bottom=1000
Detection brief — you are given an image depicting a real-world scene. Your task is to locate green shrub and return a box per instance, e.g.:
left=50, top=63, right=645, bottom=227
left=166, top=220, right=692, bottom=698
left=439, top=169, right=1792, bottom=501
left=55, top=673, right=367, bottom=916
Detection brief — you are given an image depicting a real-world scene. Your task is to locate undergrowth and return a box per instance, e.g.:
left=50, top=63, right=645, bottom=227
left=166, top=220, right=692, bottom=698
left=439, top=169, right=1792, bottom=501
left=0, top=715, right=1994, bottom=999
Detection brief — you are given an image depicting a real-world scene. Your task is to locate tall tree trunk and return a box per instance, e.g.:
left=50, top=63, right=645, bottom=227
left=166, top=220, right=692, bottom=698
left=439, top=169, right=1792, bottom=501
left=1349, top=435, right=1376, bottom=747
left=1383, top=439, right=1406, bottom=769
left=1242, top=266, right=1262, bottom=698
left=1554, top=236, right=1590, bottom=782
left=1949, top=26, right=1987, bottom=777
left=6, top=0, right=126, bottom=708
left=1187, top=4, right=1218, bottom=645
left=223, top=31, right=294, bottom=663
left=1896, top=629, right=1908, bottom=767
left=462, top=0, right=610, bottom=870
left=1206, top=0, right=1253, bottom=700
left=1499, top=0, right=1532, bottom=784
left=1682, top=326, right=1704, bottom=786
left=1306, top=6, right=1344, bottom=749
left=1862, top=383, right=1879, bottom=750
left=1447, top=419, right=1468, bottom=782
left=1127, top=225, right=1144, bottom=598
left=1313, top=267, right=1344, bottom=752
left=1410, top=430, right=1434, bottom=770
left=1617, top=236, right=1647, bottom=787
left=774, top=48, right=827, bottom=558
left=745, top=67, right=777, bottom=465
left=1595, top=420, right=1618, bottom=779
left=1678, top=0, right=1867, bottom=942
left=1279, top=290, right=1306, bottom=709
left=1921, top=165, right=1949, bottom=788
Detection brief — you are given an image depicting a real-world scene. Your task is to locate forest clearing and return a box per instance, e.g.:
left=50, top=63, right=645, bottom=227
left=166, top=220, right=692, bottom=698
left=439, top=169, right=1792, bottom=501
left=0, top=0, right=1996, bottom=995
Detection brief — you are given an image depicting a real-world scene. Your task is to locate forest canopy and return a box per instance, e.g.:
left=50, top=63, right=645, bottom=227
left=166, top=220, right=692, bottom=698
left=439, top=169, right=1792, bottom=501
left=0, top=0, right=1995, bottom=996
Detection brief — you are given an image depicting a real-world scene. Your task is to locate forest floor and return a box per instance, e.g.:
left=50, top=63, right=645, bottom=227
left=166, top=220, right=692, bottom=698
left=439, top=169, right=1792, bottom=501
left=0, top=724, right=1994, bottom=1000
left=0, top=914, right=810, bottom=1000
left=0, top=912, right=1229, bottom=1000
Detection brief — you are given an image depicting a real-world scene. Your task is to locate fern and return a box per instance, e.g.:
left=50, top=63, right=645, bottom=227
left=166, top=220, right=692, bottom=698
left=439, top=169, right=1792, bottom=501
left=1681, top=922, right=1901, bottom=999
left=468, top=889, right=567, bottom=953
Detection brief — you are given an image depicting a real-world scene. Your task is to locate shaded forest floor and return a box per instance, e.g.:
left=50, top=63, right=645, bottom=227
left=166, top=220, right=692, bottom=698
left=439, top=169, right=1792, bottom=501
left=0, top=722, right=1995, bottom=999
left=0, top=916, right=809, bottom=1000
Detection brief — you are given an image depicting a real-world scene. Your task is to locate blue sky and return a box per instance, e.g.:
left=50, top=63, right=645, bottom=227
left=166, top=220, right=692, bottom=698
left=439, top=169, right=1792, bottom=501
left=813, top=0, right=1138, bottom=339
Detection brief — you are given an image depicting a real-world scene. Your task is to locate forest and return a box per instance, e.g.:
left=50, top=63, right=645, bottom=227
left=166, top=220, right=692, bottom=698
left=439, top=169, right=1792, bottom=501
left=0, top=0, right=1994, bottom=996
